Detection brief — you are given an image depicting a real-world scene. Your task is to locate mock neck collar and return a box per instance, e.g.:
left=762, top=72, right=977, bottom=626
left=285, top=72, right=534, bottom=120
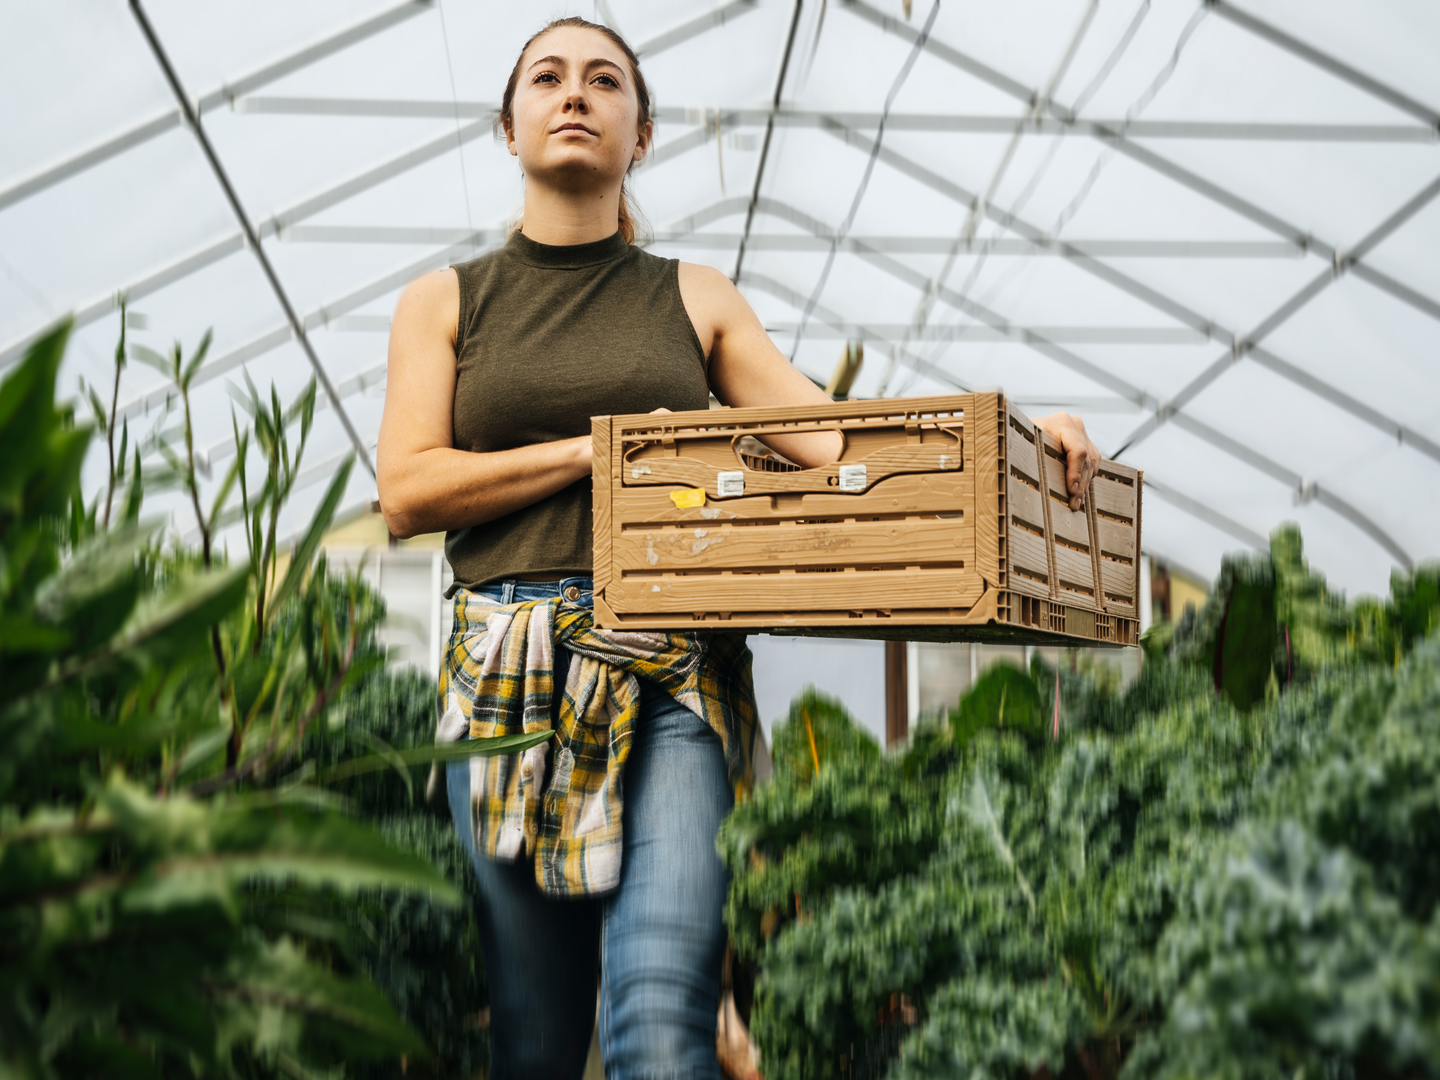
left=505, top=228, right=629, bottom=269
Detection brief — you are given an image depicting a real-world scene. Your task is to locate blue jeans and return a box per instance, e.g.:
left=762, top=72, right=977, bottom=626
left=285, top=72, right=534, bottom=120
left=446, top=577, right=733, bottom=1080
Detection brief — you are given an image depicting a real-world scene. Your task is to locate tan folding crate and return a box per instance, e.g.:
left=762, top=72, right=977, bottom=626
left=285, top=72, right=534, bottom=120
left=591, top=393, right=1142, bottom=646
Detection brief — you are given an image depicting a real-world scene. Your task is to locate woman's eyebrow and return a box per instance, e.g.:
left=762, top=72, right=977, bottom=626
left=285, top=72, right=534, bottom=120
left=526, top=55, right=625, bottom=78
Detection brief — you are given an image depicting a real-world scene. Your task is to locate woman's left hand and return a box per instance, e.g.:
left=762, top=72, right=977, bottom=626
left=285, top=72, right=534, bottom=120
left=1031, top=412, right=1101, bottom=511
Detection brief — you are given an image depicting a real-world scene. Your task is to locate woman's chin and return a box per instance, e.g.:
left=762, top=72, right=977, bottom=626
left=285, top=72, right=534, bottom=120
left=526, top=154, right=630, bottom=191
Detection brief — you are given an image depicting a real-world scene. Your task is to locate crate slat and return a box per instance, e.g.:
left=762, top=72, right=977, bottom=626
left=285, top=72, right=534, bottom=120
left=606, top=569, right=987, bottom=613
left=615, top=518, right=972, bottom=573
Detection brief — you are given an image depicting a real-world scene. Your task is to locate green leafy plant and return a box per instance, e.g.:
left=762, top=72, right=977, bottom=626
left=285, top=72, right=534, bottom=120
left=314, top=669, right=493, bottom=1079
left=723, top=531, right=1440, bottom=1080
left=0, top=320, right=542, bottom=1078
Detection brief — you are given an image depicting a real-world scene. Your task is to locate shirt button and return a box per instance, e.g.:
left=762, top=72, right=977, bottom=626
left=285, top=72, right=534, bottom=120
left=564, top=585, right=581, bottom=602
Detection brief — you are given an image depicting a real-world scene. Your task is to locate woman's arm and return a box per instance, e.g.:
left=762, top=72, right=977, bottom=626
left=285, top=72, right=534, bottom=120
left=679, top=263, right=1102, bottom=507
left=678, top=264, right=843, bottom=468
left=376, top=269, right=591, bottom=539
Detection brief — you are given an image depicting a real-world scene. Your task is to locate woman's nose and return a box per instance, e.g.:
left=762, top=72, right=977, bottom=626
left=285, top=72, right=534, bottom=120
left=563, top=89, right=588, bottom=113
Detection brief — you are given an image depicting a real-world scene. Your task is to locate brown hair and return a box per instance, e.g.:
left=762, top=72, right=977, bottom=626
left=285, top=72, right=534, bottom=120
left=498, top=16, right=652, bottom=245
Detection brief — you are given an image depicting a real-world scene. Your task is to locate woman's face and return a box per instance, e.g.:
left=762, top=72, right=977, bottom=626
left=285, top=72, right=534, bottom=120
left=507, top=26, right=650, bottom=192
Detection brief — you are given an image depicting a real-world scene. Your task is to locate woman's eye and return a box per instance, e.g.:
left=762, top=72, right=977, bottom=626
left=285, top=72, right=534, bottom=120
left=594, top=74, right=619, bottom=88
left=534, top=71, right=559, bottom=84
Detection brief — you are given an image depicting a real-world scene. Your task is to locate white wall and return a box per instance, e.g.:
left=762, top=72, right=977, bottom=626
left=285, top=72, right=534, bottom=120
left=326, top=548, right=453, bottom=676
left=748, top=635, right=887, bottom=745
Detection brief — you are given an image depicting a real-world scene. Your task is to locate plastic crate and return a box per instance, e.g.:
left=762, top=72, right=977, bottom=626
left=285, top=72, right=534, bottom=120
left=591, top=393, right=1141, bottom=645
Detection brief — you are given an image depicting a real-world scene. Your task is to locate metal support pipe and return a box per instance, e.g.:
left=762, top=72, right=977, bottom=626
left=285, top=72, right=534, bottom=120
left=635, top=0, right=758, bottom=57
left=839, top=0, right=1440, bottom=329
left=1206, top=1, right=1440, bottom=132
left=0, top=1, right=432, bottom=214
left=712, top=194, right=1416, bottom=567
left=0, top=115, right=494, bottom=367
left=230, top=96, right=1440, bottom=141
left=804, top=120, right=1440, bottom=469
left=733, top=0, right=805, bottom=283
left=1111, top=171, right=1440, bottom=459
left=1143, top=478, right=1269, bottom=551
left=129, top=0, right=376, bottom=478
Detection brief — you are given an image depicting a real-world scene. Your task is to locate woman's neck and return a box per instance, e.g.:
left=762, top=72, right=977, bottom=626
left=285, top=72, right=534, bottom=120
left=519, top=181, right=622, bottom=245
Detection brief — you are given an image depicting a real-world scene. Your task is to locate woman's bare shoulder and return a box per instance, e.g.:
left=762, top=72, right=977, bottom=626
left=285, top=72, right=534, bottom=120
left=394, top=268, right=460, bottom=337
left=676, top=261, right=748, bottom=322
left=399, top=267, right=459, bottom=309
left=676, top=260, right=734, bottom=298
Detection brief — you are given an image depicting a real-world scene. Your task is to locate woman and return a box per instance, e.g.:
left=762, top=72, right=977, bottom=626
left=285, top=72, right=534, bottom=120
left=378, top=16, right=1099, bottom=1079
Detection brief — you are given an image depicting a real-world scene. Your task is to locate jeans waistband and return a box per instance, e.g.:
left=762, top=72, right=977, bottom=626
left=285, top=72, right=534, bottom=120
left=470, top=576, right=595, bottom=607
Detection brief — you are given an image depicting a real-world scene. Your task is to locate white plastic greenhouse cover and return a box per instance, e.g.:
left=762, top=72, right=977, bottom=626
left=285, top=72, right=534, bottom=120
left=3, top=0, right=1438, bottom=597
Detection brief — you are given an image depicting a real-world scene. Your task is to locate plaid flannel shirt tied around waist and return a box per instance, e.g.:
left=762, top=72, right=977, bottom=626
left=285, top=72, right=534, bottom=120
left=436, top=589, right=758, bottom=897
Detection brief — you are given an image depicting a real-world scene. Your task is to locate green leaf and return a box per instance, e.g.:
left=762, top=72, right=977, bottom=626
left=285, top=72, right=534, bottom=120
left=313, top=730, right=555, bottom=784
left=283, top=378, right=317, bottom=440
left=961, top=766, right=1036, bottom=914
left=269, top=455, right=354, bottom=616
left=181, top=329, right=212, bottom=390
left=122, top=444, right=144, bottom=523
left=0, top=615, right=71, bottom=654
left=48, top=565, right=247, bottom=685
left=212, top=937, right=428, bottom=1061
left=35, top=518, right=156, bottom=620
left=86, top=384, right=109, bottom=434
left=206, top=444, right=245, bottom=537
left=116, top=421, right=129, bottom=480
left=95, top=780, right=463, bottom=909
left=355, top=730, right=413, bottom=803
left=0, top=319, right=67, bottom=435
left=951, top=664, right=1044, bottom=748
left=128, top=343, right=172, bottom=379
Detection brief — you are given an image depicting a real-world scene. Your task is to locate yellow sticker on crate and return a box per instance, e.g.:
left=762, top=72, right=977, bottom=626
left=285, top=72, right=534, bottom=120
left=669, top=487, right=707, bottom=509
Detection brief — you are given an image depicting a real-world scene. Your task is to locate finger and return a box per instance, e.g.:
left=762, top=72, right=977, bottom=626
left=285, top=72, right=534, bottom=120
left=1067, top=440, right=1092, bottom=511
left=1084, top=433, right=1101, bottom=488
left=649, top=406, right=673, bottom=414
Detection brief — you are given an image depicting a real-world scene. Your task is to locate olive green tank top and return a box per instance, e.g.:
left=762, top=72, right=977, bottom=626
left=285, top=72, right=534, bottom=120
left=446, top=230, right=710, bottom=591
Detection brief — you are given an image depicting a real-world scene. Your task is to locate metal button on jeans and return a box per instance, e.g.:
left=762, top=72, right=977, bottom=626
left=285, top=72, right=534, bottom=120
left=563, top=585, right=581, bottom=602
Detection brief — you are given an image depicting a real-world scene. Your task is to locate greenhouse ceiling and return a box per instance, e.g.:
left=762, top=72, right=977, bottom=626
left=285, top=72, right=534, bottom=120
left=3, top=0, right=1438, bottom=597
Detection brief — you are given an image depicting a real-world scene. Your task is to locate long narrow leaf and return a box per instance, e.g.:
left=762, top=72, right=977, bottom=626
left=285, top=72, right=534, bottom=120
left=128, top=343, right=172, bottom=378
left=355, top=730, right=413, bottom=803
left=86, top=385, right=109, bottom=433
left=122, top=444, right=144, bottom=523
left=181, top=329, right=212, bottom=390
left=313, top=731, right=555, bottom=784
left=46, top=566, right=248, bottom=687
left=269, top=455, right=353, bottom=616
left=206, top=446, right=245, bottom=537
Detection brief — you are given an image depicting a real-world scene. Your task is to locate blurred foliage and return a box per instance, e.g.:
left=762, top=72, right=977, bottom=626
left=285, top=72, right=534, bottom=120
left=949, top=664, right=1045, bottom=748
left=769, top=688, right=881, bottom=784
left=722, top=528, right=1440, bottom=1080
left=0, top=319, right=537, bottom=1078
left=313, top=670, right=491, bottom=1080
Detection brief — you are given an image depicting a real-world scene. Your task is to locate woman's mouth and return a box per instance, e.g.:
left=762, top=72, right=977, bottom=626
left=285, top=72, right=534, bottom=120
left=553, top=123, right=597, bottom=136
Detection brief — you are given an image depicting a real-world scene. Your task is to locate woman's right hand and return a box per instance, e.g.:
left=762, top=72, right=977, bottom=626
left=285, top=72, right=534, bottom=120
left=376, top=270, right=595, bottom=539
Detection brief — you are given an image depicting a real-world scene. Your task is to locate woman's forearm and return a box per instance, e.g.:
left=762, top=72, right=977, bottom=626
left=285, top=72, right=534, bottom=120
left=378, top=436, right=591, bottom=539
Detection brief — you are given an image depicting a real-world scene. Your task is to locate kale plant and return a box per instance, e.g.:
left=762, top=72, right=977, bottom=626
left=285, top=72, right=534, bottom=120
left=722, top=532, right=1440, bottom=1080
